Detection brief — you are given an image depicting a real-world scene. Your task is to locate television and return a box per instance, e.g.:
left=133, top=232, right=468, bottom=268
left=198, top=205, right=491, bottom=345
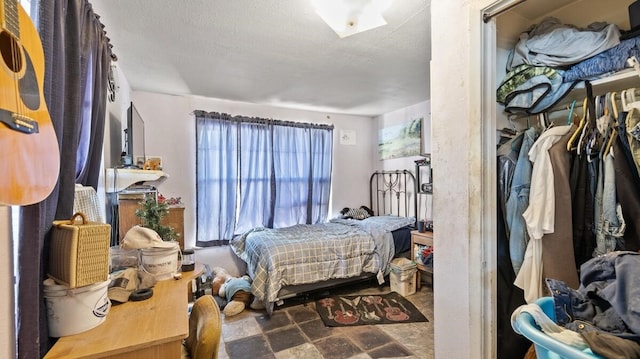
left=123, top=102, right=146, bottom=168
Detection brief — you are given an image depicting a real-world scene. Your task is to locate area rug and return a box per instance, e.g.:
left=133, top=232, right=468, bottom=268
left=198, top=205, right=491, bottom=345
left=316, top=292, right=428, bottom=327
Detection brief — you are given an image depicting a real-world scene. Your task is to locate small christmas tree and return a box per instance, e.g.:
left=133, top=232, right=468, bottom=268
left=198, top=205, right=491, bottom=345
left=135, top=193, right=179, bottom=242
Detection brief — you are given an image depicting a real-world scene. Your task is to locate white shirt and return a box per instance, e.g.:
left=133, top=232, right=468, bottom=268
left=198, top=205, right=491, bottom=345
left=515, top=125, right=571, bottom=303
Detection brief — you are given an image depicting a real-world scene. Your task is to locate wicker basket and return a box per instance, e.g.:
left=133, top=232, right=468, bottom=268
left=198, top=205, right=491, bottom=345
left=48, top=212, right=111, bottom=288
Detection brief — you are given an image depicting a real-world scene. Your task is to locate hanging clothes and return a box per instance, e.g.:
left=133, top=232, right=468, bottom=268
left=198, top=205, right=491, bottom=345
left=569, top=150, right=596, bottom=268
left=625, top=108, right=640, bottom=177
left=593, top=151, right=626, bottom=255
left=540, top=124, right=580, bottom=291
left=516, top=125, right=573, bottom=303
left=498, top=133, right=523, bottom=230
left=496, top=133, right=532, bottom=359
left=506, top=126, right=540, bottom=275
left=617, top=108, right=640, bottom=186
left=613, top=136, right=640, bottom=251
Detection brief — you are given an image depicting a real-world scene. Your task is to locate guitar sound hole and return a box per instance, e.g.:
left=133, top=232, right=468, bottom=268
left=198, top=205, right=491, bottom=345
left=0, top=31, right=23, bottom=73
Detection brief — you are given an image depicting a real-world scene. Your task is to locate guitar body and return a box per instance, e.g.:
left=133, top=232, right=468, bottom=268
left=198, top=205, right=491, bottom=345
left=334, top=303, right=358, bottom=325
left=383, top=299, right=410, bottom=321
left=0, top=0, right=59, bottom=205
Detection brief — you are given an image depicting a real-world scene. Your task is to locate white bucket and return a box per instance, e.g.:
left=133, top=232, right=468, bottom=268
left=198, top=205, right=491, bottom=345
left=43, top=278, right=111, bottom=337
left=140, top=245, right=181, bottom=280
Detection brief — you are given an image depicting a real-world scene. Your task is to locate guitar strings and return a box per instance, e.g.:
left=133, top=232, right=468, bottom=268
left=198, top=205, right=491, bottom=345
left=10, top=5, right=25, bottom=125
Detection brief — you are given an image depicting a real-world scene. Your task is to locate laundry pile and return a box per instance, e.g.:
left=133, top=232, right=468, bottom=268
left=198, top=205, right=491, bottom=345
left=497, top=17, right=640, bottom=114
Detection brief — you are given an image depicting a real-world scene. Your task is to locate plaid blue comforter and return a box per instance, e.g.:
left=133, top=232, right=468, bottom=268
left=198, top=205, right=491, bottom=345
left=230, top=216, right=415, bottom=304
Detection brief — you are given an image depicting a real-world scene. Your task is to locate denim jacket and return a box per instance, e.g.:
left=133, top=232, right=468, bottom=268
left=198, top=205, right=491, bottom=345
left=546, top=251, right=640, bottom=341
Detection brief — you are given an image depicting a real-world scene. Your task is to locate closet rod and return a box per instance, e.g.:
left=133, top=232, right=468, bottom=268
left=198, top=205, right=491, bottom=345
left=483, top=0, right=528, bottom=23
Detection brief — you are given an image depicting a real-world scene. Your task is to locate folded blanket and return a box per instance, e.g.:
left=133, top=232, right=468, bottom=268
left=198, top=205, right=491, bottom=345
left=564, top=34, right=640, bottom=82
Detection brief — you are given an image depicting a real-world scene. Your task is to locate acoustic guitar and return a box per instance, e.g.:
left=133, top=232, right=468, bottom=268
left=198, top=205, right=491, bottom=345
left=0, top=0, right=59, bottom=205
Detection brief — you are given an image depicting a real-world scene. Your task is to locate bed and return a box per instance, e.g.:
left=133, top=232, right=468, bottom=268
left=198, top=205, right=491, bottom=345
left=230, top=170, right=417, bottom=313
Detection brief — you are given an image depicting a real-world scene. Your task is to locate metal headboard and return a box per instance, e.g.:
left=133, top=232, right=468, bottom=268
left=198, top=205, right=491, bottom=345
left=369, top=170, right=417, bottom=222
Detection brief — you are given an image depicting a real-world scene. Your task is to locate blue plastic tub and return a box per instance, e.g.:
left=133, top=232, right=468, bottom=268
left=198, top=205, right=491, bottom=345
left=512, top=297, right=603, bottom=359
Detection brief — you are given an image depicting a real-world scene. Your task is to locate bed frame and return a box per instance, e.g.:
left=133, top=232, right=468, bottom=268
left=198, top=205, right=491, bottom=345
left=369, top=169, right=417, bottom=224
left=264, top=169, right=418, bottom=312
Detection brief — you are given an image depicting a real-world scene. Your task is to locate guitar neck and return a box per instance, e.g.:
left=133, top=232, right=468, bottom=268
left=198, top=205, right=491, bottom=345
left=1, top=0, right=20, bottom=37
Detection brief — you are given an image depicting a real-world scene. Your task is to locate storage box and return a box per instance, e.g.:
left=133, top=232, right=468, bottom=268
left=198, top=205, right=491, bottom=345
left=389, top=257, right=417, bottom=296
left=48, top=212, right=111, bottom=288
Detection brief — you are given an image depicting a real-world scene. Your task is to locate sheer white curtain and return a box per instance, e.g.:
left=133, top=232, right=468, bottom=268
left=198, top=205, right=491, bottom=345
left=195, top=111, right=333, bottom=247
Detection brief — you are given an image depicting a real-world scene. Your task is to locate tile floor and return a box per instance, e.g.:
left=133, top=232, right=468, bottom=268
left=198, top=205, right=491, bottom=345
left=217, top=279, right=434, bottom=359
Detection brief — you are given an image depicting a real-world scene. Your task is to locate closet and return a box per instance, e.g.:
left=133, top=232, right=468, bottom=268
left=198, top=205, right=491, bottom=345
left=487, top=1, right=638, bottom=357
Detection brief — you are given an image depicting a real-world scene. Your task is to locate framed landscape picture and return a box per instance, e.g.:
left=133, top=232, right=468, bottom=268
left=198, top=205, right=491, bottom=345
left=378, top=118, right=422, bottom=160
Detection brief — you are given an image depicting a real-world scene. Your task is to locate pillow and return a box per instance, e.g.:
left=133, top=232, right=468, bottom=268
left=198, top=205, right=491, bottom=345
left=342, top=207, right=371, bottom=220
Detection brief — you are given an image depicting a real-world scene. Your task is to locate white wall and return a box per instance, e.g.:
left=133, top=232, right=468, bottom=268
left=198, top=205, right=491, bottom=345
left=374, top=100, right=432, bottom=220
left=103, top=64, right=132, bottom=169
left=130, top=91, right=376, bottom=249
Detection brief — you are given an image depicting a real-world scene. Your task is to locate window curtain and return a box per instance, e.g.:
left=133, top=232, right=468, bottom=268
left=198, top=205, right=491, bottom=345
left=17, top=1, right=112, bottom=357
left=195, top=111, right=333, bottom=247
left=236, top=120, right=272, bottom=234
left=196, top=113, right=240, bottom=246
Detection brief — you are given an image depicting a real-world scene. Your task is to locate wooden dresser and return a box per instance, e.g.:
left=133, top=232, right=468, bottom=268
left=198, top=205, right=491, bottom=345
left=118, top=196, right=185, bottom=249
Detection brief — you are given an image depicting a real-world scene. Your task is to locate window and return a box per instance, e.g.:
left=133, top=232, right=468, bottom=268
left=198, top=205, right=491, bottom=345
left=195, top=111, right=333, bottom=247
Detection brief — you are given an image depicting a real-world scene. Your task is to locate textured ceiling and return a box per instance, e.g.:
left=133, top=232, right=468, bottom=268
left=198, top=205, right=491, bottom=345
left=89, top=0, right=431, bottom=117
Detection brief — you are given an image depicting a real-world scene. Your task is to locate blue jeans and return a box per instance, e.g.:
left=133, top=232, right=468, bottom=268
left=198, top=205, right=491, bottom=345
left=546, top=251, right=640, bottom=341
left=593, top=154, right=626, bottom=256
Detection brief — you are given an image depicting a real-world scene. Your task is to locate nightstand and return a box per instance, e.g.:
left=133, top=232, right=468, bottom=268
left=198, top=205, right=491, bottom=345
left=411, top=230, right=433, bottom=289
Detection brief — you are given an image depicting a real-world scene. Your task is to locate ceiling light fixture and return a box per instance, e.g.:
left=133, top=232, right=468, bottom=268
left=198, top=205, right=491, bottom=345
left=311, top=0, right=393, bottom=38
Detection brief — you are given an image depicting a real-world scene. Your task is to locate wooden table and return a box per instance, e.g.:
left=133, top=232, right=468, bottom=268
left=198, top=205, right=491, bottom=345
left=45, top=264, right=203, bottom=359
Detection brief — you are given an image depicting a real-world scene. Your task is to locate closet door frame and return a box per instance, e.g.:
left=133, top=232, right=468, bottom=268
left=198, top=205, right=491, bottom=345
left=479, top=4, right=500, bottom=359
left=478, top=0, right=524, bottom=358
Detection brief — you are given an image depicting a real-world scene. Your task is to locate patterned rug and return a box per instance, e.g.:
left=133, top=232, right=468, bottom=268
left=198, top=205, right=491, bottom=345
left=316, top=291, right=428, bottom=327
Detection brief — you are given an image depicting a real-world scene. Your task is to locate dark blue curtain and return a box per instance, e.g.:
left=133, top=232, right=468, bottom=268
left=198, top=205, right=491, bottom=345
left=17, top=1, right=113, bottom=356
left=195, top=111, right=333, bottom=247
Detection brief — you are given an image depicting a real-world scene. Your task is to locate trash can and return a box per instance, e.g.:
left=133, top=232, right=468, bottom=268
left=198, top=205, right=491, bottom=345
left=389, top=257, right=417, bottom=296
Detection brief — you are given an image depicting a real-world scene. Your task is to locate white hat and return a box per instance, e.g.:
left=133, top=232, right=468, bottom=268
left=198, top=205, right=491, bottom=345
left=122, top=226, right=177, bottom=249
